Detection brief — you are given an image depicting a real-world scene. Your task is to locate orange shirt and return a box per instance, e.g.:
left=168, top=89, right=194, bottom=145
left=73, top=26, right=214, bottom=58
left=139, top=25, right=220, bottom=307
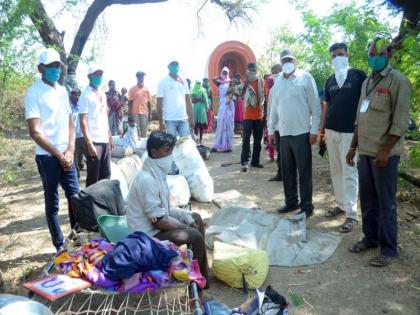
left=243, top=80, right=263, bottom=120
left=128, top=85, right=151, bottom=115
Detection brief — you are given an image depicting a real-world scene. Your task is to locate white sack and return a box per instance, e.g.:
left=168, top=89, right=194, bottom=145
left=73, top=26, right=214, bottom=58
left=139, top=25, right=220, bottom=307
left=117, top=155, right=143, bottom=188
left=110, top=162, right=129, bottom=201
left=167, top=174, right=191, bottom=207
left=173, top=138, right=214, bottom=202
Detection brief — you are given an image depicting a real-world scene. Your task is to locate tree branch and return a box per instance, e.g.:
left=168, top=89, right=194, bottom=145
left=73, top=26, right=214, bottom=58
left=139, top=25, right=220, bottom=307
left=67, top=0, right=166, bottom=74
left=27, top=0, right=67, bottom=63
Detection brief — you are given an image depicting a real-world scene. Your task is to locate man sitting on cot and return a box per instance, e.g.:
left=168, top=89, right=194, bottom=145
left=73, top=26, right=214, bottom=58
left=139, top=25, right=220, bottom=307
left=125, top=131, right=209, bottom=288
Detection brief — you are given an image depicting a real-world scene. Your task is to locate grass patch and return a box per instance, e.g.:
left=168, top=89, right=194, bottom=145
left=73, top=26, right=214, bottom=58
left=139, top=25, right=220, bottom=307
left=289, top=292, right=305, bottom=307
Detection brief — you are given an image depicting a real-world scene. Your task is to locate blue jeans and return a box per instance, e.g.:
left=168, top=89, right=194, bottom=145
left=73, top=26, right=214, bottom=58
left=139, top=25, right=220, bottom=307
left=36, top=155, right=80, bottom=249
left=358, top=155, right=400, bottom=257
left=165, top=120, right=190, bottom=138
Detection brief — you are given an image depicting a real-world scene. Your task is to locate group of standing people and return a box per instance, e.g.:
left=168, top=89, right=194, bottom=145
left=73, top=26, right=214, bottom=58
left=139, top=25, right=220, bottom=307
left=25, top=34, right=412, bottom=271
left=267, top=38, right=411, bottom=267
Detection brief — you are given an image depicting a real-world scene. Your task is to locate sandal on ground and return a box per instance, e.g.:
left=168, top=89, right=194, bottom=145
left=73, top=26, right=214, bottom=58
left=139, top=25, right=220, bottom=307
left=369, top=255, right=395, bottom=267
left=324, top=207, right=344, bottom=218
left=339, top=218, right=358, bottom=233
left=348, top=240, right=376, bottom=253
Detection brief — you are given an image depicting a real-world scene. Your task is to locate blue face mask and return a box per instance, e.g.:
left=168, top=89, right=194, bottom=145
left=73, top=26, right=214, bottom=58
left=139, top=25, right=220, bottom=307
left=90, top=75, right=103, bottom=88
left=368, top=55, right=388, bottom=72
left=168, top=64, right=180, bottom=75
left=44, top=67, right=61, bottom=84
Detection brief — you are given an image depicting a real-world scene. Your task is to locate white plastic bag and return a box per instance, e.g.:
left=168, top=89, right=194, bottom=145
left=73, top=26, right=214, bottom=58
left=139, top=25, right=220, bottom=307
left=111, top=136, right=132, bottom=158
left=167, top=174, right=191, bottom=207
left=117, top=155, right=143, bottom=188
left=110, top=162, right=129, bottom=201
left=173, top=138, right=213, bottom=202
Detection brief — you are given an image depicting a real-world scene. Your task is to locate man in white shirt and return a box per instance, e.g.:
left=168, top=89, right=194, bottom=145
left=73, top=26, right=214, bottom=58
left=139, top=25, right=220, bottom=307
left=126, top=131, right=209, bottom=287
left=79, top=66, right=113, bottom=187
left=25, top=48, right=80, bottom=250
left=157, top=60, right=194, bottom=138
left=269, top=50, right=321, bottom=218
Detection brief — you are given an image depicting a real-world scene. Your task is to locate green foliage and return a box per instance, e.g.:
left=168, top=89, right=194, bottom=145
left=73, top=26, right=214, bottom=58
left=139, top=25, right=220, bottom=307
left=409, top=144, right=420, bottom=169
left=259, top=0, right=419, bottom=120
left=289, top=292, right=305, bottom=307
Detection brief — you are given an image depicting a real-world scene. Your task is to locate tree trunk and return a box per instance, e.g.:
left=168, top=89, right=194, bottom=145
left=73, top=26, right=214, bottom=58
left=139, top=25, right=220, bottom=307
left=27, top=0, right=67, bottom=63
left=28, top=0, right=243, bottom=75
left=67, top=0, right=167, bottom=75
left=392, top=6, right=419, bottom=50
left=399, top=171, right=420, bottom=188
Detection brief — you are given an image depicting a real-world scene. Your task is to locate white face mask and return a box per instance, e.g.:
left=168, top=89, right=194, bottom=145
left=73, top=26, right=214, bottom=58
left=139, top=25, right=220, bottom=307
left=282, top=62, right=295, bottom=75
left=272, top=72, right=281, bottom=79
left=153, top=154, right=173, bottom=174
left=332, top=56, right=349, bottom=88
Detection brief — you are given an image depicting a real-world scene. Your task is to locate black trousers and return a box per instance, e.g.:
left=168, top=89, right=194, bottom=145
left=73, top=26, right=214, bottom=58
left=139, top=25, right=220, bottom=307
left=280, top=133, right=313, bottom=212
left=359, top=155, right=400, bottom=257
left=75, top=137, right=87, bottom=179
left=86, top=142, right=111, bottom=187
left=241, top=119, right=264, bottom=166
left=274, top=130, right=282, bottom=177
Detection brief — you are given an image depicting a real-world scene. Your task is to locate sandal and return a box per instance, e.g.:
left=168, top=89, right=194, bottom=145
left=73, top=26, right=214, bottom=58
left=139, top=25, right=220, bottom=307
left=369, top=255, right=395, bottom=267
left=339, top=218, right=358, bottom=233
left=348, top=240, right=376, bottom=253
left=324, top=207, right=344, bottom=218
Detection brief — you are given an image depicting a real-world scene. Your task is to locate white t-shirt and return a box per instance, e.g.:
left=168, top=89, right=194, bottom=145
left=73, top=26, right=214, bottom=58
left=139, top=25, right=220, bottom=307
left=24, top=79, right=71, bottom=155
left=78, top=86, right=109, bottom=143
left=157, top=75, right=189, bottom=121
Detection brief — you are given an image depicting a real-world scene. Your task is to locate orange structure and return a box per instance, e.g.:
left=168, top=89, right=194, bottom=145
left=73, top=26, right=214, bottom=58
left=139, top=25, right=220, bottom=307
left=208, top=40, right=256, bottom=112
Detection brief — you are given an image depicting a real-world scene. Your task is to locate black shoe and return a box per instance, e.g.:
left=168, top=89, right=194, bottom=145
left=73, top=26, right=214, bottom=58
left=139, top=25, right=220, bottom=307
left=297, top=209, right=314, bottom=218
left=251, top=163, right=264, bottom=168
left=276, top=205, right=299, bottom=214
left=268, top=174, right=282, bottom=181
left=241, top=164, right=248, bottom=172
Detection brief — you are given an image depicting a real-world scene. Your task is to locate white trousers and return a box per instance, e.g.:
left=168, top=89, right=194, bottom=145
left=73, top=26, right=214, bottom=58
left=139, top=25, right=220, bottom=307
left=325, top=129, right=358, bottom=220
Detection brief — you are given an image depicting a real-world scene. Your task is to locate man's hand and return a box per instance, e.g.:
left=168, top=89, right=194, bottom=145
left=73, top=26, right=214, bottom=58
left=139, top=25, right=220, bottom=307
left=268, top=135, right=275, bottom=146
left=62, top=150, right=74, bottom=172
left=374, top=148, right=390, bottom=168
left=190, top=120, right=195, bottom=130
left=309, top=134, right=317, bottom=145
left=148, top=113, right=153, bottom=121
left=87, top=142, right=97, bottom=158
left=150, top=217, right=158, bottom=224
left=346, top=148, right=356, bottom=166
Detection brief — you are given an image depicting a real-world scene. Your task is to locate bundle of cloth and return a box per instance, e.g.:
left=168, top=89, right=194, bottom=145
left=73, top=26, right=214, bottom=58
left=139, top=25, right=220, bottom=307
left=54, top=231, right=206, bottom=293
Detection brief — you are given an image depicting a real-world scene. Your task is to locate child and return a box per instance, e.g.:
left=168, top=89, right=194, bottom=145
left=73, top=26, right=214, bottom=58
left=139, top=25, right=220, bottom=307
left=123, top=116, right=139, bottom=152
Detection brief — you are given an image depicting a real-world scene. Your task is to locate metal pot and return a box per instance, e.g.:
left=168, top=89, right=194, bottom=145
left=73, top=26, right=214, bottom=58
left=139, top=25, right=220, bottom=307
left=0, top=294, right=53, bottom=315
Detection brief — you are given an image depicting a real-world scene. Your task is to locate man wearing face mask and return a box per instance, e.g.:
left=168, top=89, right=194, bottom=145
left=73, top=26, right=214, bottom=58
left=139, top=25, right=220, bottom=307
left=79, top=65, right=113, bottom=187
left=157, top=60, right=194, bottom=138
left=346, top=38, right=411, bottom=266
left=268, top=50, right=321, bottom=218
left=237, top=62, right=266, bottom=172
left=25, top=48, right=80, bottom=250
left=319, top=43, right=367, bottom=232
left=266, top=63, right=283, bottom=182
left=126, top=131, right=209, bottom=287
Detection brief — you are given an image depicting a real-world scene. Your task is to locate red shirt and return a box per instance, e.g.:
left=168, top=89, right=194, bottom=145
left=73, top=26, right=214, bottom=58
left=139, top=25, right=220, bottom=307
left=243, top=80, right=263, bottom=120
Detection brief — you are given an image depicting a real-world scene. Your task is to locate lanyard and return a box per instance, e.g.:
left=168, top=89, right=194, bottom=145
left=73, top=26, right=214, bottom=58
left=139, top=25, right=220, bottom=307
left=365, top=76, right=385, bottom=98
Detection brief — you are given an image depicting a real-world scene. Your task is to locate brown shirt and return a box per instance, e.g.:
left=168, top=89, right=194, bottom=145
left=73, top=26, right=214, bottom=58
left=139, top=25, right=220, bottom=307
left=356, top=65, right=412, bottom=157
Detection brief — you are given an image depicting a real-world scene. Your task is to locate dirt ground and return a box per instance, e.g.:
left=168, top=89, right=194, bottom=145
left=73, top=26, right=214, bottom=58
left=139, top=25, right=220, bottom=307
left=0, top=133, right=419, bottom=315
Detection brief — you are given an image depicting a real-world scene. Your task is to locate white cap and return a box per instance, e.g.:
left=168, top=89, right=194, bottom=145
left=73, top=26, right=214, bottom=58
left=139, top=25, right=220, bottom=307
left=38, top=48, right=62, bottom=65
left=87, top=65, right=104, bottom=75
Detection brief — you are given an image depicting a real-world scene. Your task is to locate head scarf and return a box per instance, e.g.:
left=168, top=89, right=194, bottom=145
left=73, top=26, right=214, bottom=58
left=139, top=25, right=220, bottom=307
left=217, top=66, right=231, bottom=84
left=191, top=80, right=206, bottom=95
